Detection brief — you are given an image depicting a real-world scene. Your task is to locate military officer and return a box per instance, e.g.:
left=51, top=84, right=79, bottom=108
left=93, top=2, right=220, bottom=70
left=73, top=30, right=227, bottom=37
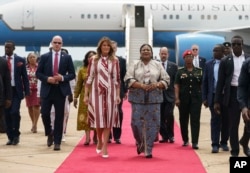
left=174, top=50, right=203, bottom=150
left=222, top=42, right=232, bottom=56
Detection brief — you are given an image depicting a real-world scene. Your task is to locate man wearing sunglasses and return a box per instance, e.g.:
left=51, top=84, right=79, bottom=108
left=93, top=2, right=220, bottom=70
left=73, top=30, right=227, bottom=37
left=214, top=35, right=250, bottom=157
left=191, top=44, right=206, bottom=72
left=36, top=35, right=75, bottom=151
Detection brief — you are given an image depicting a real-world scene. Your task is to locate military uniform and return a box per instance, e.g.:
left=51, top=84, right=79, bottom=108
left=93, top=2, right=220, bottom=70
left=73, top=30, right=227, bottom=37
left=175, top=66, right=202, bottom=145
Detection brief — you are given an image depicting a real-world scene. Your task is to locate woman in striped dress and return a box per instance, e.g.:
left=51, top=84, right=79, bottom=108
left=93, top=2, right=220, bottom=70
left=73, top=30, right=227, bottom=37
left=84, top=37, right=121, bottom=158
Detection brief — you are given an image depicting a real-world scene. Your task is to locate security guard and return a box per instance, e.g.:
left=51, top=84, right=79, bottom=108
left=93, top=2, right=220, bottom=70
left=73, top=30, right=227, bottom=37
left=174, top=50, right=203, bottom=149
left=222, top=42, right=231, bottom=56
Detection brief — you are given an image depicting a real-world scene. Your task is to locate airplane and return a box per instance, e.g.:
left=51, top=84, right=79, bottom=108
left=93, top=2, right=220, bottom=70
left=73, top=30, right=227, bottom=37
left=0, top=0, right=250, bottom=66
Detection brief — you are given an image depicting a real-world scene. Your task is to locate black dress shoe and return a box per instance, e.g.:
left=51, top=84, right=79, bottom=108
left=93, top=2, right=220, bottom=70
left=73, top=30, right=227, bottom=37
left=159, top=139, right=168, bottom=143
left=6, top=140, right=13, bottom=145
left=47, top=134, right=54, bottom=147
left=54, top=144, right=61, bottom=151
left=192, top=143, right=199, bottom=150
left=145, top=154, right=152, bottom=158
left=12, top=137, right=19, bottom=145
left=239, top=138, right=250, bottom=157
left=182, top=141, right=189, bottom=146
left=115, top=139, right=121, bottom=144
left=168, top=137, right=175, bottom=143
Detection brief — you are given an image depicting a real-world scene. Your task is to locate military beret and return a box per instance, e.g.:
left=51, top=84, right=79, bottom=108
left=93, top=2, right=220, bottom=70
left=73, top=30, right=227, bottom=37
left=223, top=42, right=231, bottom=47
left=182, top=50, right=193, bottom=58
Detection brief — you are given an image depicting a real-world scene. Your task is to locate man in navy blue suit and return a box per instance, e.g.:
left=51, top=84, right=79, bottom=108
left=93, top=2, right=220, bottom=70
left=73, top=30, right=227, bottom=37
left=4, top=40, right=30, bottom=145
left=36, top=35, right=75, bottom=151
left=202, top=44, right=229, bottom=153
left=0, top=56, right=12, bottom=133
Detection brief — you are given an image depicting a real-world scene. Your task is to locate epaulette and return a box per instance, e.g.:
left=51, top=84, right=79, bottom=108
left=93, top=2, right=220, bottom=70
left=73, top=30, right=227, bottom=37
left=178, top=67, right=184, bottom=70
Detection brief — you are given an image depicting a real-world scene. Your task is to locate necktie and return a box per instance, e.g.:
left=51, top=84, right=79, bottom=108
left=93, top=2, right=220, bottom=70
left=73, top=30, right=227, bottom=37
left=162, top=62, right=165, bottom=69
left=53, top=53, right=58, bottom=75
left=7, top=57, right=11, bottom=79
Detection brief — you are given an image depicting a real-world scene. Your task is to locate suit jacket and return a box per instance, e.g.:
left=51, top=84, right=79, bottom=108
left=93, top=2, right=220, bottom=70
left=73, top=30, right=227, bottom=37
left=0, top=57, right=12, bottom=103
left=215, top=53, right=250, bottom=106
left=237, top=58, right=250, bottom=109
left=4, top=54, right=29, bottom=99
left=198, top=56, right=206, bottom=72
left=36, top=51, right=75, bottom=98
left=163, top=60, right=177, bottom=103
left=118, top=56, right=127, bottom=98
left=202, top=59, right=216, bottom=107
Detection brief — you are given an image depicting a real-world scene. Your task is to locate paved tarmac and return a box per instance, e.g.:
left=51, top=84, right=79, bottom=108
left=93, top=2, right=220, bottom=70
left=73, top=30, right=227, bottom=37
left=0, top=101, right=246, bottom=173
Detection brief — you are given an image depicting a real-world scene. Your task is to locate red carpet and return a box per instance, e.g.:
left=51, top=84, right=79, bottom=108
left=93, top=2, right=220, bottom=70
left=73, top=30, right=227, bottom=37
left=55, top=101, right=206, bottom=173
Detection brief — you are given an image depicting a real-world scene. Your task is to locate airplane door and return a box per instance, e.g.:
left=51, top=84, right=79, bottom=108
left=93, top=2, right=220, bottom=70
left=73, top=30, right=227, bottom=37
left=135, top=6, right=144, bottom=27
left=22, top=1, right=34, bottom=29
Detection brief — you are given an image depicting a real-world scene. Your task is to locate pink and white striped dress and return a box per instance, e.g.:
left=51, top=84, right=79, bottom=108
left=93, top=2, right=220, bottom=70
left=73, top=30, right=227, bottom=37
left=86, top=56, right=120, bottom=128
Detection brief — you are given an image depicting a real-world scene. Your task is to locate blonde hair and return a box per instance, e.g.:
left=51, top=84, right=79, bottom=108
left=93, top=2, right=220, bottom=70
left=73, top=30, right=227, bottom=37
left=95, top=37, right=115, bottom=61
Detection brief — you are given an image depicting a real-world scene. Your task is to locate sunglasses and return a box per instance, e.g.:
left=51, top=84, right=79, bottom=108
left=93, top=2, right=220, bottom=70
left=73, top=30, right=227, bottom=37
left=192, top=49, right=198, bottom=51
left=232, top=43, right=242, bottom=46
left=53, top=42, right=62, bottom=45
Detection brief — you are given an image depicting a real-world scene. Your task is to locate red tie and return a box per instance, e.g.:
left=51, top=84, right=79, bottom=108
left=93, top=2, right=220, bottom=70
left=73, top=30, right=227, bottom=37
left=53, top=53, right=58, bottom=75
left=7, top=57, right=12, bottom=79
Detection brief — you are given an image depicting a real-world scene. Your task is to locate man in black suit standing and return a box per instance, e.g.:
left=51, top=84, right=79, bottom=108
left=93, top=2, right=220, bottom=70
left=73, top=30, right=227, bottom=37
left=159, top=47, right=178, bottom=143
left=110, top=40, right=127, bottom=144
left=237, top=56, right=250, bottom=157
left=4, top=40, right=30, bottom=145
left=36, top=35, right=75, bottom=151
left=214, top=35, right=250, bottom=157
left=0, top=57, right=12, bottom=133
left=191, top=44, right=206, bottom=71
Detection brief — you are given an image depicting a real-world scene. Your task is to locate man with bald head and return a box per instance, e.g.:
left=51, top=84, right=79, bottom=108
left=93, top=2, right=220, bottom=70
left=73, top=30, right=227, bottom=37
left=36, top=35, right=75, bottom=151
left=159, top=47, right=178, bottom=143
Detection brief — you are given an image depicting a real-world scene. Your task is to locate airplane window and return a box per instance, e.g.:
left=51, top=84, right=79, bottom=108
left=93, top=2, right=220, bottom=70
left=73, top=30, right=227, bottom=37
left=106, top=14, right=110, bottom=19
left=169, top=15, right=173, bottom=19
left=201, top=15, right=205, bottom=20
left=81, top=14, right=84, bottom=19
left=88, top=14, right=91, bottom=19
left=163, top=14, right=167, bottom=19
left=94, top=14, right=97, bottom=19
left=207, top=15, right=211, bottom=20
left=213, top=15, right=217, bottom=20
left=245, top=15, right=249, bottom=20
left=239, top=15, right=242, bottom=20
left=176, top=15, right=179, bottom=19
left=188, top=15, right=192, bottom=20
left=100, top=14, right=103, bottom=19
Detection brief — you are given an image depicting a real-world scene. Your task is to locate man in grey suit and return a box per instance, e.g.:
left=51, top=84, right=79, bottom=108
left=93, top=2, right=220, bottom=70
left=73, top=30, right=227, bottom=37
left=36, top=35, right=75, bottom=151
left=159, top=47, right=178, bottom=143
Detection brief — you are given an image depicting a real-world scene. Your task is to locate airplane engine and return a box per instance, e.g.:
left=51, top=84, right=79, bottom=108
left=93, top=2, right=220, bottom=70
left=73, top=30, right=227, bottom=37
left=175, top=34, right=225, bottom=67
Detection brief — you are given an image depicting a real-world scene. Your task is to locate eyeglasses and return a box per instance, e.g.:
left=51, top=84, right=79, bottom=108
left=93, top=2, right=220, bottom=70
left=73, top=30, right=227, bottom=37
left=232, top=43, right=242, bottom=46
left=53, top=42, right=62, bottom=45
left=192, top=49, right=198, bottom=51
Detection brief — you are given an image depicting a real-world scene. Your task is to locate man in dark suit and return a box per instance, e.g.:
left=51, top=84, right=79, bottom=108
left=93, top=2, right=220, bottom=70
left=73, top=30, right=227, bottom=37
left=4, top=40, right=30, bottom=145
left=191, top=44, right=206, bottom=71
left=214, top=35, right=250, bottom=157
left=36, top=35, right=75, bottom=151
left=202, top=44, right=229, bottom=153
left=110, top=40, right=127, bottom=144
left=237, top=57, right=250, bottom=157
left=0, top=57, right=12, bottom=133
left=159, top=47, right=178, bottom=143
